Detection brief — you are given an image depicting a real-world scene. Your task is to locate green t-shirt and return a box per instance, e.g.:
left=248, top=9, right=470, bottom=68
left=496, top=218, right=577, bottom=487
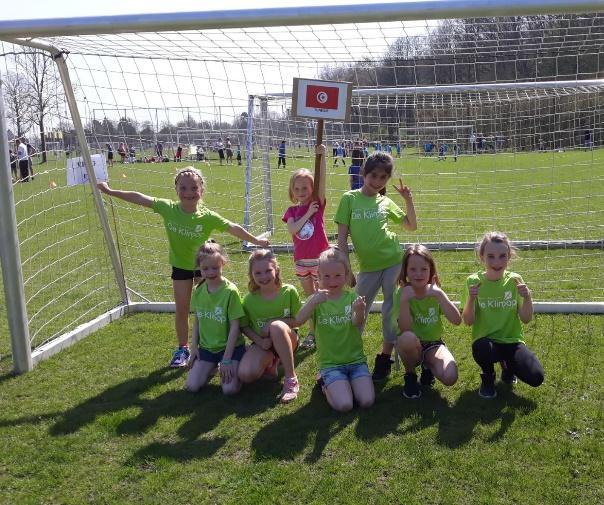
left=190, top=278, right=245, bottom=353
left=461, top=270, right=525, bottom=344
left=241, top=284, right=301, bottom=335
left=334, top=190, right=406, bottom=272
left=391, top=287, right=444, bottom=342
left=151, top=198, right=231, bottom=270
left=312, top=289, right=366, bottom=369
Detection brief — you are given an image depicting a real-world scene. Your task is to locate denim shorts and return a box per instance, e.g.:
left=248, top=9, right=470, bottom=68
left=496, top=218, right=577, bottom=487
left=319, top=362, right=370, bottom=387
left=198, top=344, right=246, bottom=364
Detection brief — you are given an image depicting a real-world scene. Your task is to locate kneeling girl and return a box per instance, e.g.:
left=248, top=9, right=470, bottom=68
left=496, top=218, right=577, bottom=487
left=296, top=247, right=374, bottom=412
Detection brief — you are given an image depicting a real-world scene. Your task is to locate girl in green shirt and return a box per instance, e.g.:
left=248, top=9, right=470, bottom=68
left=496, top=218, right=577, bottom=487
left=296, top=247, right=374, bottom=412
left=98, top=167, right=268, bottom=368
left=237, top=250, right=301, bottom=403
left=186, top=241, right=245, bottom=395
left=394, top=245, right=461, bottom=399
left=462, top=231, right=544, bottom=399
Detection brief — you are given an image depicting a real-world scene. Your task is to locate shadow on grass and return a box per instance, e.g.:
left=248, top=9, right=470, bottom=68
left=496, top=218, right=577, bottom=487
left=252, top=384, right=357, bottom=463
left=437, top=388, right=537, bottom=448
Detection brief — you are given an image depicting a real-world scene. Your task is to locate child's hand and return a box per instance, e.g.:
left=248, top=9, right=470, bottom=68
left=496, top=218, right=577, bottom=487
left=306, top=201, right=320, bottom=217
left=315, top=144, right=326, bottom=156
left=425, top=275, right=443, bottom=297
left=468, top=282, right=481, bottom=298
left=258, top=336, right=272, bottom=351
left=392, top=178, right=413, bottom=200
left=400, top=285, right=416, bottom=301
left=256, top=238, right=270, bottom=248
left=515, top=278, right=531, bottom=299
left=187, top=347, right=199, bottom=369
left=313, top=289, right=329, bottom=304
left=220, top=361, right=234, bottom=383
left=352, top=295, right=366, bottom=313
left=97, top=181, right=111, bottom=194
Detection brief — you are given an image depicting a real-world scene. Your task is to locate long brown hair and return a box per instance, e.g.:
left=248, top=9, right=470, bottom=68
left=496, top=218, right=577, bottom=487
left=361, top=152, right=394, bottom=196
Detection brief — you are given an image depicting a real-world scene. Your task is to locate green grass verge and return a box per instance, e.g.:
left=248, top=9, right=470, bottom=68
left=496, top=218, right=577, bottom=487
left=0, top=312, right=601, bottom=504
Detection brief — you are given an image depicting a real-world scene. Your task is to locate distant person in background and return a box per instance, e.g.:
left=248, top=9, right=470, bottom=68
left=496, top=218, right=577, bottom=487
left=128, top=145, right=136, bottom=162
left=584, top=129, right=592, bottom=149
left=9, top=149, right=17, bottom=182
left=349, top=140, right=365, bottom=190
left=106, top=143, right=114, bottom=168
left=277, top=140, right=286, bottom=168
left=175, top=144, right=183, bottom=162
left=396, top=142, right=401, bottom=158
left=155, top=141, right=163, bottom=158
left=236, top=145, right=242, bottom=165
left=453, top=142, right=460, bottom=162
left=15, top=138, right=30, bottom=182
left=26, top=141, right=36, bottom=180
left=117, top=142, right=126, bottom=163
left=469, top=132, right=477, bottom=154
left=225, top=137, right=233, bottom=165
left=334, top=142, right=345, bottom=167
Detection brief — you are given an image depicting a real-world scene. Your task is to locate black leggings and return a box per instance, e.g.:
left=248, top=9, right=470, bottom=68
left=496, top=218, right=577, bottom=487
left=472, top=337, right=544, bottom=387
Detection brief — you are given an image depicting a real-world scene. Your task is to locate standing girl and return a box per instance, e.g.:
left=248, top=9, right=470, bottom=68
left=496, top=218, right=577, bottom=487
left=462, top=231, right=544, bottom=399
left=295, top=247, right=374, bottom=412
left=282, top=144, right=329, bottom=349
left=335, top=152, right=417, bottom=381
left=394, top=244, right=461, bottom=399
left=237, top=249, right=301, bottom=403
left=97, top=167, right=268, bottom=367
left=186, top=241, right=245, bottom=395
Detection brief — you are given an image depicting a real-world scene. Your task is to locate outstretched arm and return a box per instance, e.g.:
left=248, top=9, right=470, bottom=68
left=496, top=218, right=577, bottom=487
left=97, top=181, right=154, bottom=208
left=316, top=143, right=327, bottom=204
left=228, top=224, right=270, bottom=248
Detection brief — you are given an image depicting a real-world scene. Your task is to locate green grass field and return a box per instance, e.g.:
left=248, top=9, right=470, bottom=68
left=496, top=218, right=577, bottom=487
left=0, top=147, right=602, bottom=503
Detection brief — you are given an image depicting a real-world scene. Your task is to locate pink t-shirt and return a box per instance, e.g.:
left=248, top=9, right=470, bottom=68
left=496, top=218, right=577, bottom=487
left=282, top=200, right=329, bottom=261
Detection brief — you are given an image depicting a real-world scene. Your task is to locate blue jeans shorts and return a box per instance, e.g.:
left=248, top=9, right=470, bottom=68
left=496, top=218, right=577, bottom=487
left=319, top=362, right=370, bottom=387
left=198, top=344, right=246, bottom=364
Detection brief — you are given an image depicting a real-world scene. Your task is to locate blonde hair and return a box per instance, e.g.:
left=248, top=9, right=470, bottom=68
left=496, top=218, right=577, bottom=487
left=247, top=249, right=282, bottom=292
left=318, top=247, right=353, bottom=287
left=174, top=166, right=205, bottom=187
left=288, top=169, right=314, bottom=203
left=477, top=231, right=517, bottom=259
left=398, top=244, right=438, bottom=286
left=195, top=240, right=227, bottom=268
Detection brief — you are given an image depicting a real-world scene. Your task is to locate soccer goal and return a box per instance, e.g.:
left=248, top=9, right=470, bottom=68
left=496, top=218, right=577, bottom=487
left=1, top=2, right=603, bottom=373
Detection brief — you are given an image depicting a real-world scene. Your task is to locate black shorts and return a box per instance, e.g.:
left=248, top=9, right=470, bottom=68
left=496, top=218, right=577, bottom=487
left=108, top=152, right=114, bottom=160
left=171, top=266, right=202, bottom=280
left=198, top=344, right=246, bottom=364
left=218, top=149, right=225, bottom=159
left=420, top=340, right=446, bottom=362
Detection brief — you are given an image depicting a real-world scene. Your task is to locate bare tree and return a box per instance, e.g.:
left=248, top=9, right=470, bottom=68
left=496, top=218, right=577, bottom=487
left=14, top=49, right=62, bottom=163
left=2, top=71, right=33, bottom=138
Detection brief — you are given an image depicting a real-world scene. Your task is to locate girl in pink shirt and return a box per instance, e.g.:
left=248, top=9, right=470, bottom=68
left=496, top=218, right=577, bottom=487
left=282, top=144, right=329, bottom=349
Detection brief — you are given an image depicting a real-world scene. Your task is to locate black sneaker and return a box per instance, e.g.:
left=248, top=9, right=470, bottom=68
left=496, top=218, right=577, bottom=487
left=403, top=372, right=421, bottom=399
left=501, top=367, right=518, bottom=385
left=372, top=353, right=394, bottom=382
left=478, top=372, right=497, bottom=399
left=420, top=365, right=435, bottom=387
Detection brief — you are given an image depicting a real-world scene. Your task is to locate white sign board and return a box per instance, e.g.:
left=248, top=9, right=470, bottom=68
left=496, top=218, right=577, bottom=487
left=291, top=78, right=352, bottom=121
left=67, top=154, right=108, bottom=186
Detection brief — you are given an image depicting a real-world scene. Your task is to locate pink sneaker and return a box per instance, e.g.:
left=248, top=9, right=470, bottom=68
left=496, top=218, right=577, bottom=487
left=280, top=376, right=300, bottom=403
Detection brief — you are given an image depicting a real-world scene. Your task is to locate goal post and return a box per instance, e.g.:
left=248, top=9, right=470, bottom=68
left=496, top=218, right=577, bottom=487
left=1, top=1, right=604, bottom=373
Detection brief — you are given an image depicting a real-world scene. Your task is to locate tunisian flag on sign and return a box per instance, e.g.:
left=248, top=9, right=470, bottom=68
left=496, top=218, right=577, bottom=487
left=306, top=84, right=340, bottom=110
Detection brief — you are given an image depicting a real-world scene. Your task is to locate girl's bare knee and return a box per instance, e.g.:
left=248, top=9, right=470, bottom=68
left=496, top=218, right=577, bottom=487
left=332, top=400, right=354, bottom=412
left=357, top=395, right=375, bottom=409
left=222, top=382, right=241, bottom=396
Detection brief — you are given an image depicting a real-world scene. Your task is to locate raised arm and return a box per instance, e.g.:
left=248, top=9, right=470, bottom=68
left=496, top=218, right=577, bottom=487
left=392, top=178, right=417, bottom=231
left=316, top=143, right=327, bottom=204
left=295, top=290, right=328, bottom=327
left=97, top=181, right=154, bottom=208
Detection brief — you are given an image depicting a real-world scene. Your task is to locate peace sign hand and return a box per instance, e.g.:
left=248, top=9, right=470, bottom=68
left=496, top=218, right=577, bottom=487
left=425, top=275, right=443, bottom=297
left=392, top=178, right=413, bottom=200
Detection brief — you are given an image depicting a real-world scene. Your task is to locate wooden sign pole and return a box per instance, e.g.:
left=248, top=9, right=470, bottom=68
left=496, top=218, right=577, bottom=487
left=312, top=119, right=324, bottom=200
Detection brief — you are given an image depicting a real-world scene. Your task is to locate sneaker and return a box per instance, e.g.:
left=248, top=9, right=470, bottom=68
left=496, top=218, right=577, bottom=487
left=372, top=353, right=394, bottom=382
left=403, top=372, right=421, bottom=399
left=478, top=372, right=497, bottom=399
left=169, top=346, right=190, bottom=368
left=261, top=355, right=280, bottom=381
left=280, top=376, right=300, bottom=403
left=300, top=334, right=315, bottom=350
left=420, top=365, right=435, bottom=387
left=500, top=361, right=518, bottom=385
